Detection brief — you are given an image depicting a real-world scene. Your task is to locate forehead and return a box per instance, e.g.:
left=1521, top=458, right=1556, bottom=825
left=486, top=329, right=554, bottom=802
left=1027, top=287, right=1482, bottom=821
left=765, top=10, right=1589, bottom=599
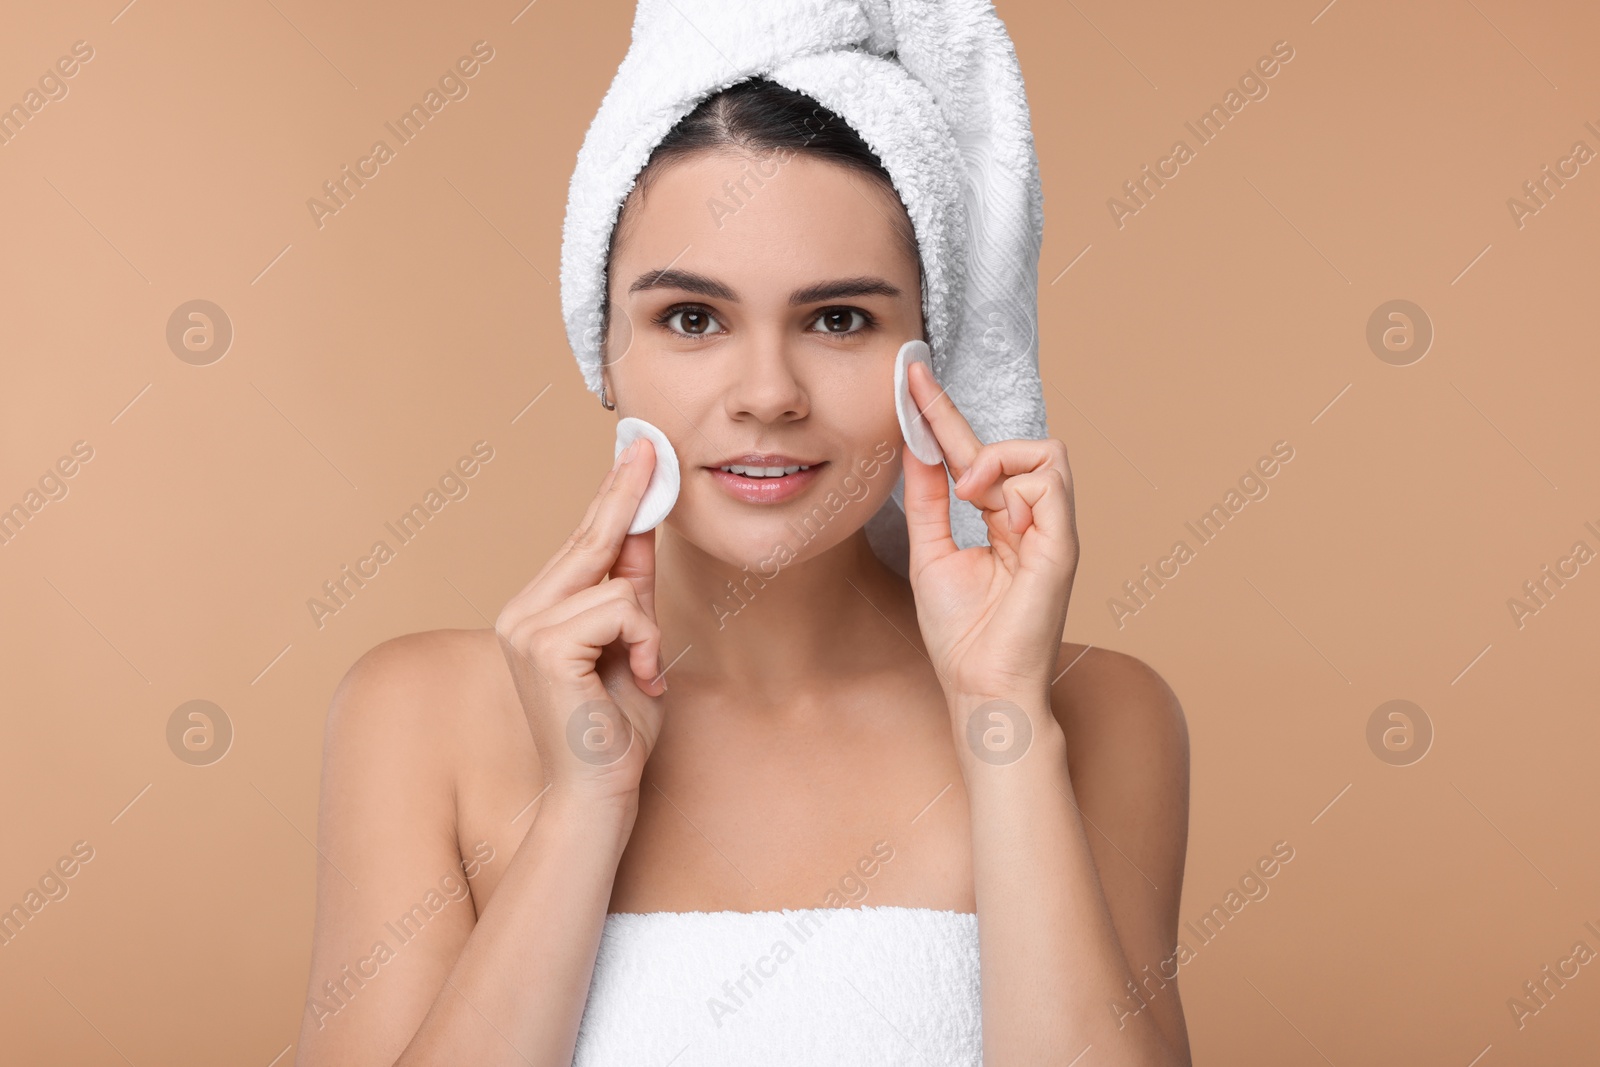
left=612, top=150, right=917, bottom=293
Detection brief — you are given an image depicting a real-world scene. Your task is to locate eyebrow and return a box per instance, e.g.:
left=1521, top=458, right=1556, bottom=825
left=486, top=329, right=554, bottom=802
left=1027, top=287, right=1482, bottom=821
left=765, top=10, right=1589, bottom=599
left=788, top=277, right=903, bottom=305
left=627, top=268, right=902, bottom=306
left=629, top=268, right=736, bottom=300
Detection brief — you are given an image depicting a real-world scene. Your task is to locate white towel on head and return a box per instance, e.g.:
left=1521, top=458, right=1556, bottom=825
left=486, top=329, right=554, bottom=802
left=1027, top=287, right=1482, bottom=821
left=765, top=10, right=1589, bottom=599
left=560, top=0, right=1048, bottom=570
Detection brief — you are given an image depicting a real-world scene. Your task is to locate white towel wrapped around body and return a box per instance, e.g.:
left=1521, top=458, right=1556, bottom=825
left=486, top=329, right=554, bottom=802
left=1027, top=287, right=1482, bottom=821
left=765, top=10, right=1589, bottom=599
left=573, top=906, right=982, bottom=1065
left=561, top=0, right=1049, bottom=570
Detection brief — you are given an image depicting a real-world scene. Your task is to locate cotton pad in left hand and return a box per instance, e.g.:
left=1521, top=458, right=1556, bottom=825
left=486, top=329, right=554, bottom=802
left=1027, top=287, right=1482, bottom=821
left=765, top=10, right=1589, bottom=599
left=894, top=340, right=944, bottom=465
left=613, top=417, right=680, bottom=534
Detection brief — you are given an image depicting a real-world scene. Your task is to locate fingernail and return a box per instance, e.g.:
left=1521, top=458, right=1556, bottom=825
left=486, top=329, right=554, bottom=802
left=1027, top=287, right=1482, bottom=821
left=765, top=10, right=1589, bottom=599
left=618, top=440, right=640, bottom=466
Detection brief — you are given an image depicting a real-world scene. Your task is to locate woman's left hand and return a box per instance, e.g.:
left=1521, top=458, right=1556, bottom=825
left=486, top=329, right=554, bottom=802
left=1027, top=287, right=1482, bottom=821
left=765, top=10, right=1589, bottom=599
left=901, top=360, right=1080, bottom=716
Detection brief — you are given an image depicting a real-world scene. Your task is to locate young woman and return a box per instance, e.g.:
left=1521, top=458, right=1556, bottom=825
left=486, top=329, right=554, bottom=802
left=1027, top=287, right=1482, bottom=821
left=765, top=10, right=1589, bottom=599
left=297, top=77, right=1191, bottom=1067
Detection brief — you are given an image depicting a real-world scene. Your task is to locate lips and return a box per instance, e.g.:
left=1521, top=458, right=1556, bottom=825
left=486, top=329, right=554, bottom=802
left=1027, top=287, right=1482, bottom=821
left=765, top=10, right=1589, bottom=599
left=705, top=454, right=826, bottom=505
left=711, top=453, right=821, bottom=471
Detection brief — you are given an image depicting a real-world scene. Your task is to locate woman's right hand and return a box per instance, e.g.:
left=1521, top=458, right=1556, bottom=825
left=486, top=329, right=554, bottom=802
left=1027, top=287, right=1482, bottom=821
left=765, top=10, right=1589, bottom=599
left=495, top=437, right=667, bottom=809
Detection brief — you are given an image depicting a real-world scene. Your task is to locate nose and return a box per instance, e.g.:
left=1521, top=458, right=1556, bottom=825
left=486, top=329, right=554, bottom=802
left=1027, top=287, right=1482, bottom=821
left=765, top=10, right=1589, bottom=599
left=724, top=327, right=808, bottom=424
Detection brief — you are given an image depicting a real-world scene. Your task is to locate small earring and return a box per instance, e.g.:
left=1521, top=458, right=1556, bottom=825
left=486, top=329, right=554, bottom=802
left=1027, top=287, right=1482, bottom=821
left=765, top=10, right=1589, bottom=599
left=599, top=381, right=616, bottom=411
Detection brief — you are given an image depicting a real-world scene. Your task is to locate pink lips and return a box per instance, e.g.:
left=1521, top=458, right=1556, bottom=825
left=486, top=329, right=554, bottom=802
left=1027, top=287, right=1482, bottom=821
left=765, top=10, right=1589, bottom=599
left=706, top=454, right=826, bottom=505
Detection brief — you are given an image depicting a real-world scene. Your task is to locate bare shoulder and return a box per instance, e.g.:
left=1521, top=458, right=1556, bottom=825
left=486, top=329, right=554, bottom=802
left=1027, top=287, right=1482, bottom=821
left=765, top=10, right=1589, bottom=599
left=1048, top=642, right=1189, bottom=775
left=313, top=626, right=530, bottom=914
left=332, top=626, right=504, bottom=707
left=321, top=627, right=524, bottom=800
left=301, top=629, right=519, bottom=1062
left=1049, top=644, right=1192, bottom=1058
left=329, top=627, right=510, bottom=728
left=1045, top=642, right=1191, bottom=896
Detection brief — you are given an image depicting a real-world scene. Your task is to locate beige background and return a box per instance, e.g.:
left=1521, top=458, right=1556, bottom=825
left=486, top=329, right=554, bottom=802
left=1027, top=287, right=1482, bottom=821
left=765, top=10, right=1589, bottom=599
left=3, top=0, right=1597, bottom=1062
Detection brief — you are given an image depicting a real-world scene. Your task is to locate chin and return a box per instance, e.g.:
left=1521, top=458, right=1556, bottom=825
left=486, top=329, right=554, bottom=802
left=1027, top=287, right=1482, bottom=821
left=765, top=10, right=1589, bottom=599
left=673, top=499, right=861, bottom=573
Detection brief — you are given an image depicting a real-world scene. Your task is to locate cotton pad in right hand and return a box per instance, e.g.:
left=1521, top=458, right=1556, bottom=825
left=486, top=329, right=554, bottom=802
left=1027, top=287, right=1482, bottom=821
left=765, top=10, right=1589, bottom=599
left=613, top=417, right=680, bottom=535
left=894, top=340, right=944, bottom=465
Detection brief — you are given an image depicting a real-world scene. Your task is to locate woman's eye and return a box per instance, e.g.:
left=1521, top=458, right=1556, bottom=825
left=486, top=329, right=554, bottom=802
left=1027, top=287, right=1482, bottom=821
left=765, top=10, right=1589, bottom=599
left=813, top=308, right=868, bottom=334
left=664, top=308, right=723, bottom=336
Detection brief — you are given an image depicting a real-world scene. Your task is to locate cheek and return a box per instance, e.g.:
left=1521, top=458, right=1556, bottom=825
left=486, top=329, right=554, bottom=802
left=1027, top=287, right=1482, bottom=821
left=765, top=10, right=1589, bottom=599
left=605, top=306, right=637, bottom=364
left=606, top=342, right=709, bottom=431
left=820, top=361, right=898, bottom=432
left=833, top=420, right=905, bottom=508
left=809, top=364, right=900, bottom=466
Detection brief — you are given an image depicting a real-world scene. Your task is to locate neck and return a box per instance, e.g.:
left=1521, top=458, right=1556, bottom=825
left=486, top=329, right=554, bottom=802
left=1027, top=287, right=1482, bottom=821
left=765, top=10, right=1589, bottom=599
left=653, top=524, right=917, bottom=701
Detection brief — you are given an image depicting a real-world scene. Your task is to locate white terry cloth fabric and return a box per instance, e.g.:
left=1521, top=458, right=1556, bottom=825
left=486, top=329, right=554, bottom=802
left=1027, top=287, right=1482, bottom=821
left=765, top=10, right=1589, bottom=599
left=572, top=906, right=981, bottom=1065
left=560, top=0, right=1049, bottom=574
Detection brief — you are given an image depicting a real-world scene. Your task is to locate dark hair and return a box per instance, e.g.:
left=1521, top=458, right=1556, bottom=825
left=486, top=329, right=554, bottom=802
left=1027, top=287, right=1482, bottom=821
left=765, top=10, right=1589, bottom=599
left=640, top=78, right=902, bottom=199
left=602, top=78, right=921, bottom=352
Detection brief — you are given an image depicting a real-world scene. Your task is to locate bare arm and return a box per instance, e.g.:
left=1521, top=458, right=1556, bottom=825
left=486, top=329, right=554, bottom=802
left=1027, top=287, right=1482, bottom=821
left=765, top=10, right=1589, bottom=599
left=899, top=360, right=1191, bottom=1064
left=294, top=633, right=480, bottom=1065
left=1054, top=648, right=1191, bottom=1058
left=296, top=439, right=669, bottom=1065
left=292, top=635, right=638, bottom=1066
left=395, top=786, right=637, bottom=1064
left=958, top=647, right=1190, bottom=1065
left=947, top=643, right=1190, bottom=1067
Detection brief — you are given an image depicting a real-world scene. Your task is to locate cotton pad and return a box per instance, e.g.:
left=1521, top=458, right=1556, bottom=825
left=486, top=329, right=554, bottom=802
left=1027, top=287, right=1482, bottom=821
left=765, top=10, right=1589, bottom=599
left=613, top=417, right=681, bottom=534
left=894, top=340, right=944, bottom=465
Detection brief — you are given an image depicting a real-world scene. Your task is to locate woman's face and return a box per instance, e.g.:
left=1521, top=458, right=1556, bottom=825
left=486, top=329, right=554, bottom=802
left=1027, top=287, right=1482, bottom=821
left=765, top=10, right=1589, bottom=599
left=603, top=148, right=923, bottom=570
